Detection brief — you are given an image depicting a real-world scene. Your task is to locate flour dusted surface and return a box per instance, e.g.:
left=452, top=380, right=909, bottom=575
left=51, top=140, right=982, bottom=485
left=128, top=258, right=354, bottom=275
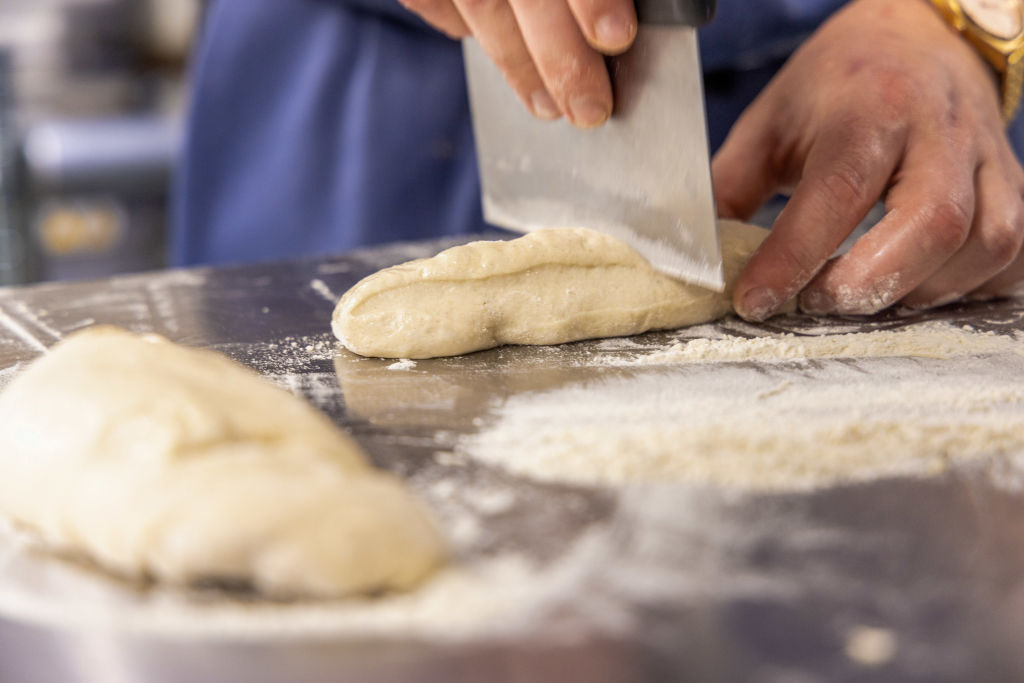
left=628, top=322, right=1021, bottom=365
left=462, top=323, right=1024, bottom=490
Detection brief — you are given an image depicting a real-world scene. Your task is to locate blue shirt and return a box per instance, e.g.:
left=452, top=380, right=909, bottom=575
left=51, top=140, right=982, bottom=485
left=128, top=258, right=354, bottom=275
left=173, top=0, right=1022, bottom=266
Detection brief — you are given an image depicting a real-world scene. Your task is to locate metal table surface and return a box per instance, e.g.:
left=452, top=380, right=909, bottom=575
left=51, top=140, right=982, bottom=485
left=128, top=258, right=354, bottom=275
left=1, top=236, right=1024, bottom=683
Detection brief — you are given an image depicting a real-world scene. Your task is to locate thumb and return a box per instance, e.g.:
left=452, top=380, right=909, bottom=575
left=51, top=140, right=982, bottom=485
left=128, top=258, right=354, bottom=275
left=711, top=100, right=779, bottom=221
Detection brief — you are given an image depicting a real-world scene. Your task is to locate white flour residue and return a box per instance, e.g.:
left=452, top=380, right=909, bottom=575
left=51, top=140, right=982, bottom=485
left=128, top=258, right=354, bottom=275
left=461, top=487, right=517, bottom=516
left=387, top=359, right=417, bottom=371
left=592, top=337, right=652, bottom=351
left=624, top=323, right=1018, bottom=366
left=232, top=336, right=338, bottom=375
left=463, top=347, right=1024, bottom=491
left=265, top=372, right=341, bottom=410
left=0, top=528, right=538, bottom=641
left=309, top=279, right=338, bottom=304
left=0, top=512, right=631, bottom=643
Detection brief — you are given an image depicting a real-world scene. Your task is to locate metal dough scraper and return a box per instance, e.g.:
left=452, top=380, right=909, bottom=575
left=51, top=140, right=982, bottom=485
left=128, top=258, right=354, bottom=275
left=464, top=0, right=722, bottom=290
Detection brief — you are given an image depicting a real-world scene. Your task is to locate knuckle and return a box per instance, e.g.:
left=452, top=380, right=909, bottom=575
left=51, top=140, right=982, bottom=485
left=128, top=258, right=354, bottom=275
left=840, top=118, right=885, bottom=157
left=924, top=197, right=972, bottom=253
left=867, top=68, right=920, bottom=118
left=541, top=54, right=590, bottom=93
left=982, top=209, right=1024, bottom=266
left=846, top=109, right=906, bottom=149
left=817, top=159, right=871, bottom=210
left=494, top=48, right=536, bottom=78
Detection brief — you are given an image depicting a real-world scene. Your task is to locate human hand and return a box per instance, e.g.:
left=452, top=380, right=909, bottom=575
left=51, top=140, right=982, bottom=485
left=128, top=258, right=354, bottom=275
left=398, top=0, right=637, bottom=128
left=712, top=0, right=1024, bottom=320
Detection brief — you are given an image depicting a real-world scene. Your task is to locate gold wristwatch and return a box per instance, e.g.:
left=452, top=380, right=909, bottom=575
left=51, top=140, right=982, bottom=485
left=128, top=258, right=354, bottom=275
left=929, top=0, right=1024, bottom=123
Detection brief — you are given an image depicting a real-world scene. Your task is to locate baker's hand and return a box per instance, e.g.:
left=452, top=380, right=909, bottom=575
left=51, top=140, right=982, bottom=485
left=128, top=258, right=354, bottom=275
left=713, top=0, right=1024, bottom=320
left=398, top=0, right=636, bottom=128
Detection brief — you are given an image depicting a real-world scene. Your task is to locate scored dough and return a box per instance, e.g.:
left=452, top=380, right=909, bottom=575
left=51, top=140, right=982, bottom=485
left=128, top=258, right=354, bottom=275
left=0, top=327, right=444, bottom=599
left=334, top=220, right=774, bottom=359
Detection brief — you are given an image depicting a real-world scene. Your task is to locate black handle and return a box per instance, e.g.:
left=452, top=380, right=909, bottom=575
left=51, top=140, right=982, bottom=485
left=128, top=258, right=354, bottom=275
left=635, top=0, right=716, bottom=25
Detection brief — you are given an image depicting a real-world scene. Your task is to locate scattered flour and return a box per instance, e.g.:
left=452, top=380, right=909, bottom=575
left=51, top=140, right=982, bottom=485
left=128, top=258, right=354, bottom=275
left=462, top=325, right=1024, bottom=491
left=627, top=323, right=1020, bottom=365
left=460, top=487, right=517, bottom=516
left=388, top=359, right=417, bottom=371
left=226, top=336, right=338, bottom=375
left=0, top=522, right=541, bottom=641
left=266, top=372, right=341, bottom=410
left=309, top=278, right=338, bottom=304
left=434, top=451, right=468, bottom=467
left=0, top=514, right=629, bottom=643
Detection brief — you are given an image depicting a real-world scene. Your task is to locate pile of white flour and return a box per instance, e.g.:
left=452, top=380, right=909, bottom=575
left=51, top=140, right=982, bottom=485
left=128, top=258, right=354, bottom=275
left=462, top=323, right=1024, bottom=491
left=632, top=322, right=1019, bottom=365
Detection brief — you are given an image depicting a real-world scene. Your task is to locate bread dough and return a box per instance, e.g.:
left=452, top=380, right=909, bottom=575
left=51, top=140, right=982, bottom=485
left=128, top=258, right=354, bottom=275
left=334, top=220, right=772, bottom=359
left=0, top=327, right=444, bottom=598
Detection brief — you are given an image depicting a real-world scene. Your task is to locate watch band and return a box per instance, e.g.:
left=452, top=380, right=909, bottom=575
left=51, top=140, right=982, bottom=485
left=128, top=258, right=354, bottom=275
left=1005, top=49, right=1024, bottom=122
left=928, top=0, right=1024, bottom=123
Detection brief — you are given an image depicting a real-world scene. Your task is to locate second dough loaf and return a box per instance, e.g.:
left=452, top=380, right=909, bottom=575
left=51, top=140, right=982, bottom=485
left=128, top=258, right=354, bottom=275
left=0, top=327, right=445, bottom=599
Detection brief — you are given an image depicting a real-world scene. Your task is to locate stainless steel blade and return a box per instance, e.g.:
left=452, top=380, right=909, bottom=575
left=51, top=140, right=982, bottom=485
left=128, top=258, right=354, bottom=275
left=464, top=26, right=723, bottom=290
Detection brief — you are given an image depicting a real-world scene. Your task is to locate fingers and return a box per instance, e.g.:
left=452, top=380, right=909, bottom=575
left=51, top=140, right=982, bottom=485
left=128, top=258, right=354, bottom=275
left=967, top=155, right=1024, bottom=299
left=408, top=0, right=629, bottom=127
left=712, top=96, right=781, bottom=221
left=799, top=130, right=976, bottom=315
left=453, top=0, right=561, bottom=119
left=732, top=119, right=904, bottom=321
left=972, top=249, right=1024, bottom=299
left=901, top=161, right=1024, bottom=307
left=398, top=0, right=470, bottom=38
left=566, top=0, right=637, bottom=54
left=509, top=0, right=613, bottom=127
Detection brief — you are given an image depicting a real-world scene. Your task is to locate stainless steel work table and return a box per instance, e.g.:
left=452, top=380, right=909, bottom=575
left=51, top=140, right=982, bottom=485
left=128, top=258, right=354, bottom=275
left=1, top=235, right=1023, bottom=683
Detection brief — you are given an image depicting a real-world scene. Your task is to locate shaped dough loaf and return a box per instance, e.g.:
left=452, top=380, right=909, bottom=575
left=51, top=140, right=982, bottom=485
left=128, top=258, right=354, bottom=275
left=0, top=327, right=444, bottom=598
left=334, top=220, right=772, bottom=358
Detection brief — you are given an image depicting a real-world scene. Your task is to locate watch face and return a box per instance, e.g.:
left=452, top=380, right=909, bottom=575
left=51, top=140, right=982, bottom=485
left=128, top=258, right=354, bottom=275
left=961, top=0, right=1023, bottom=40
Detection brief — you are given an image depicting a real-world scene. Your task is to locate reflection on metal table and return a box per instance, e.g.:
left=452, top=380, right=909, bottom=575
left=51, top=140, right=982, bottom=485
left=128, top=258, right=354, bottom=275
left=1, top=234, right=1024, bottom=683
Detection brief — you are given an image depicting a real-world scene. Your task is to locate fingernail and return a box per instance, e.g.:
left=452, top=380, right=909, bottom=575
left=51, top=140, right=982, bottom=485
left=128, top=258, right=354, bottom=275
left=569, top=96, right=609, bottom=128
left=530, top=90, right=560, bottom=120
left=595, top=13, right=634, bottom=49
left=739, top=287, right=779, bottom=322
left=800, top=289, right=835, bottom=315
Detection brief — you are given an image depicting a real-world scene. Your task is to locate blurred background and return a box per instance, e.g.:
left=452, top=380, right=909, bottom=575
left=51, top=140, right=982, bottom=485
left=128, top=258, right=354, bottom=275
left=0, top=0, right=202, bottom=286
